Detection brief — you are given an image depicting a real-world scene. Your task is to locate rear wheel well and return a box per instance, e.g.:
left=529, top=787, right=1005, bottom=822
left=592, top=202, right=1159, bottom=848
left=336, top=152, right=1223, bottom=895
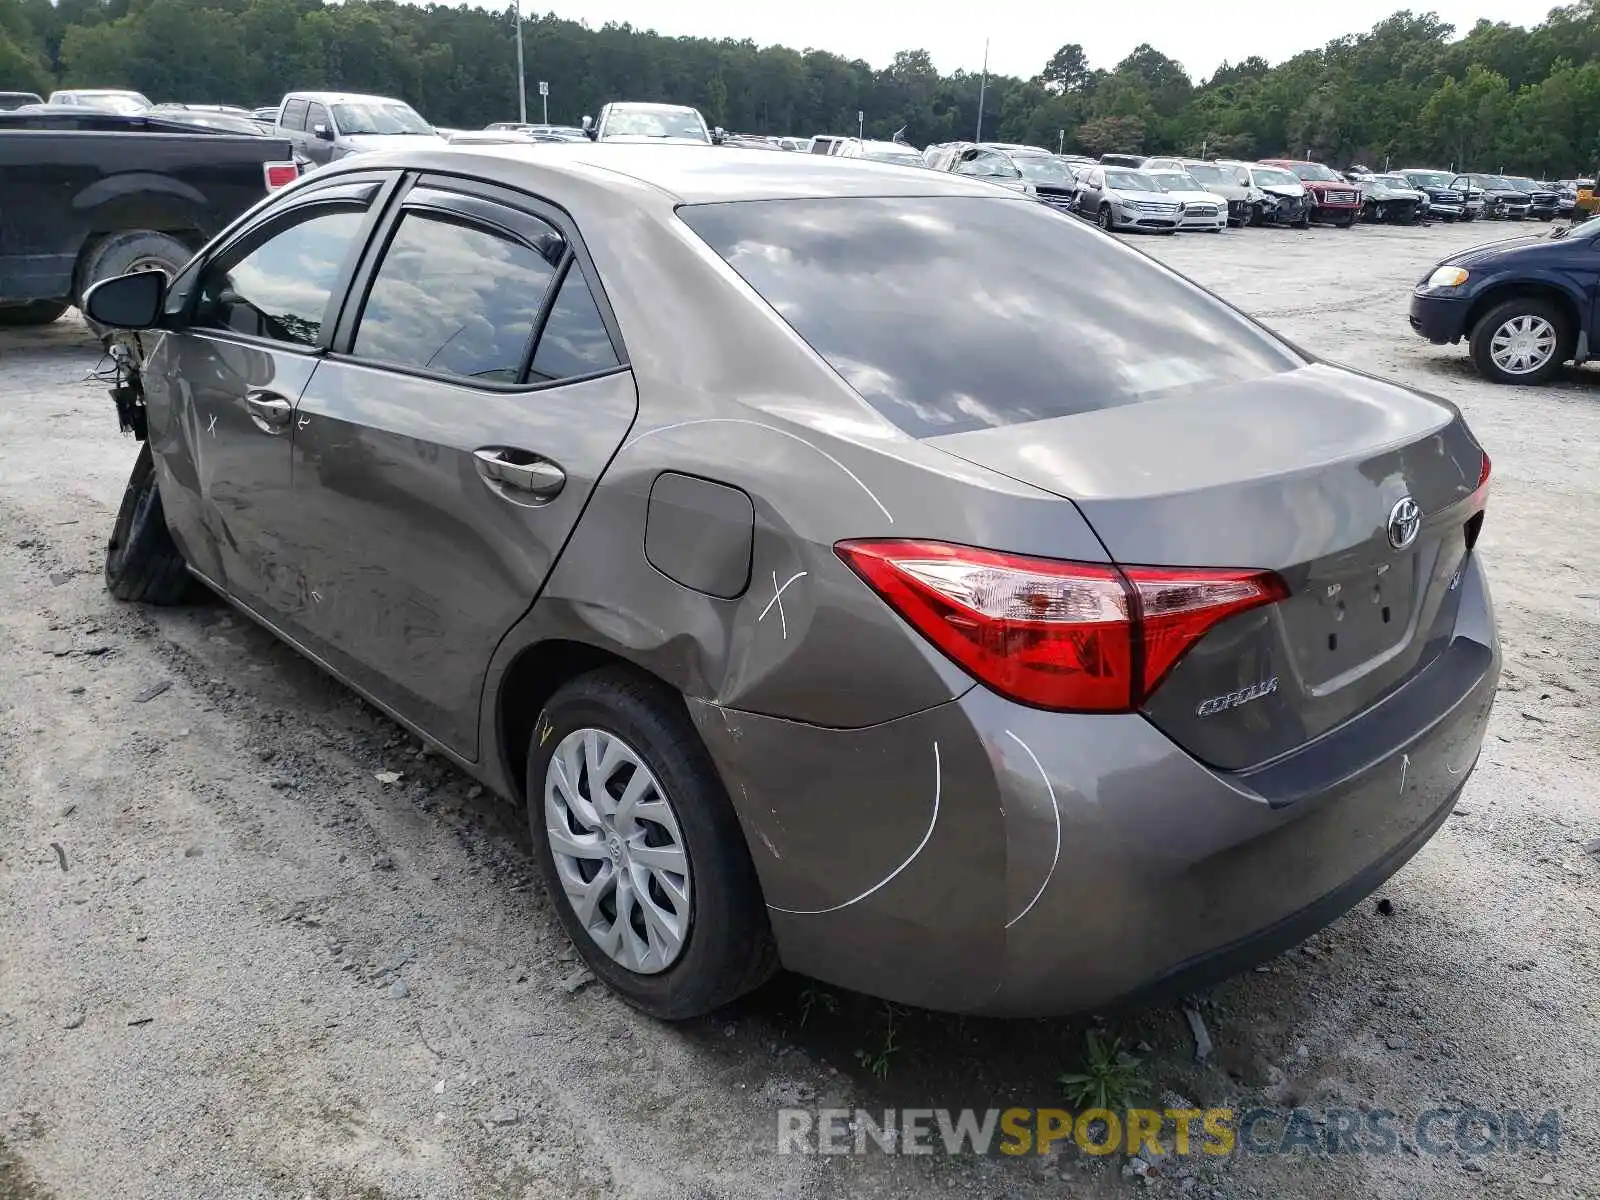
left=497, top=640, right=682, bottom=804
left=1465, top=283, right=1579, bottom=341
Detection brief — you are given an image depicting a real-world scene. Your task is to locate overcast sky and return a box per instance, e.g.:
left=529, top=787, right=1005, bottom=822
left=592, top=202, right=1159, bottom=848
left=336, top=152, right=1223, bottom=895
left=519, top=0, right=1563, bottom=80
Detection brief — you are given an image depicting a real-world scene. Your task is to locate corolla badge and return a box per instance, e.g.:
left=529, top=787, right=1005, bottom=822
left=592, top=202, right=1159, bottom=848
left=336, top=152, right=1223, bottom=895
left=1387, top=496, right=1422, bottom=550
left=1196, top=677, right=1278, bottom=718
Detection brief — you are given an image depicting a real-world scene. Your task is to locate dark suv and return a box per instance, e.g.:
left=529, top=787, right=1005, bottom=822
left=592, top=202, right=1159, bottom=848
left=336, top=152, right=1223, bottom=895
left=1501, top=176, right=1560, bottom=221
left=1397, top=169, right=1469, bottom=221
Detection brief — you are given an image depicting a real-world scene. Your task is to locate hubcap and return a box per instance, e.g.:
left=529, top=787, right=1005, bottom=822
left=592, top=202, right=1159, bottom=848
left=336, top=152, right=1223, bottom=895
left=544, top=728, right=691, bottom=974
left=1489, top=314, right=1557, bottom=375
left=125, top=255, right=174, bottom=280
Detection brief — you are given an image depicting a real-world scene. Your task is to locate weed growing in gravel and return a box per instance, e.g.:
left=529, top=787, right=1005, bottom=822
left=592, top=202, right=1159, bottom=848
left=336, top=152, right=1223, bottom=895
left=855, top=1003, right=902, bottom=1081
left=798, top=985, right=838, bottom=1027
left=1059, top=1031, right=1144, bottom=1111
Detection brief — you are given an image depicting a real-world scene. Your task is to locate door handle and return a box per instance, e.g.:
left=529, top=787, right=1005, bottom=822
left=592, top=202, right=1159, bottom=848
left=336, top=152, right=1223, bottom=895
left=473, top=448, right=566, bottom=499
left=244, top=390, right=293, bottom=434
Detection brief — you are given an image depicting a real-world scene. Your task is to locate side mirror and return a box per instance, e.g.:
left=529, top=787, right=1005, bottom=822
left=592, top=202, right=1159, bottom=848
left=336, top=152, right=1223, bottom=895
left=83, top=270, right=166, bottom=330
left=712, top=125, right=725, bottom=145
left=580, top=115, right=594, bottom=139
left=313, top=123, right=333, bottom=141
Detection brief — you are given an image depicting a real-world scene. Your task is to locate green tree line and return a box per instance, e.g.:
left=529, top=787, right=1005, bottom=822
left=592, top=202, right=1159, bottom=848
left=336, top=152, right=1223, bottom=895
left=4, top=0, right=1600, bottom=176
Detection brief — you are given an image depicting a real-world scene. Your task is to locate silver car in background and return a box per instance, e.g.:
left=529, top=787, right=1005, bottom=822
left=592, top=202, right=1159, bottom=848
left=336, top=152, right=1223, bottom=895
left=835, top=138, right=925, bottom=167
left=1143, top=158, right=1264, bottom=226
left=1144, top=167, right=1229, bottom=231
left=1073, top=165, right=1183, bottom=233
left=924, top=142, right=1034, bottom=195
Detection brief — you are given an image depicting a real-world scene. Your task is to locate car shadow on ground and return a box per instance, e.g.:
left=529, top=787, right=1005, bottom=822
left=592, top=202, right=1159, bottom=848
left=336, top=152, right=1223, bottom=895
left=1412, top=349, right=1600, bottom=394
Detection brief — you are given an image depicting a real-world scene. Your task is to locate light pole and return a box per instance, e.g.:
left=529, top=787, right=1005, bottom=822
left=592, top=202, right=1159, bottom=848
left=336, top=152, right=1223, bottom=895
left=974, top=37, right=989, bottom=143
left=514, top=0, right=526, bottom=124
left=858, top=109, right=864, bottom=139
left=1057, top=128, right=1064, bottom=154
left=540, top=81, right=549, bottom=125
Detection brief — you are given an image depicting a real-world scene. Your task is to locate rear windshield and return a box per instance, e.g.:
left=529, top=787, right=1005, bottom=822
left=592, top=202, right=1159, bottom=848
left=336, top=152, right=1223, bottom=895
left=678, top=196, right=1300, bottom=438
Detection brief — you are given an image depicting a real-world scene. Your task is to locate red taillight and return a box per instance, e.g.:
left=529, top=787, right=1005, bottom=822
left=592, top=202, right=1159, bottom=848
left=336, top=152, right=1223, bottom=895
left=263, top=161, right=300, bottom=191
left=836, top=539, right=1287, bottom=713
left=1477, top=450, right=1492, bottom=491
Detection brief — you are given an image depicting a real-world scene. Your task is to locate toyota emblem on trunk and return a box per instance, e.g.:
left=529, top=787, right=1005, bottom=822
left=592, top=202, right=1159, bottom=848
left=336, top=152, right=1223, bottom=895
left=1387, top=496, right=1422, bottom=549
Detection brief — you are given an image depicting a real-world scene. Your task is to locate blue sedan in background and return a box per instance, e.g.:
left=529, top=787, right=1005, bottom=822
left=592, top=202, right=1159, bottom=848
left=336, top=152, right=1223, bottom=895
left=1411, top=218, right=1600, bottom=384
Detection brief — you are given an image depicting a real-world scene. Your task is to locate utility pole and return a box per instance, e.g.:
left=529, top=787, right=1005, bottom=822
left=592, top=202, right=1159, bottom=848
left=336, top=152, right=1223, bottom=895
left=514, top=0, right=526, bottom=124
left=974, top=38, right=989, bottom=143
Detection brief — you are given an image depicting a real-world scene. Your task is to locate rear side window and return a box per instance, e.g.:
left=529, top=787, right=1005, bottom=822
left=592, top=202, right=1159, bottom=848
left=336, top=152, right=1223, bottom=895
left=352, top=210, right=557, bottom=383
left=530, top=266, right=619, bottom=381
left=280, top=99, right=308, bottom=130
left=679, top=197, right=1299, bottom=437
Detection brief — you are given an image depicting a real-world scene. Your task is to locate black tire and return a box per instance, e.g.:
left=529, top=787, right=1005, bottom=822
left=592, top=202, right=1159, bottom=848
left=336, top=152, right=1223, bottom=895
left=1097, top=204, right=1114, bottom=232
left=527, top=667, right=776, bottom=1020
left=0, top=300, right=69, bottom=327
left=1468, top=296, right=1573, bottom=386
left=77, top=230, right=193, bottom=338
left=106, top=443, right=195, bottom=604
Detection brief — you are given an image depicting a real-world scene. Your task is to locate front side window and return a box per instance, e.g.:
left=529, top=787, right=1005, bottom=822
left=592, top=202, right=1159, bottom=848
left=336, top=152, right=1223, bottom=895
left=679, top=197, right=1300, bottom=438
left=194, top=206, right=367, bottom=346
left=306, top=102, right=331, bottom=133
left=529, top=267, right=619, bottom=382
left=352, top=211, right=557, bottom=383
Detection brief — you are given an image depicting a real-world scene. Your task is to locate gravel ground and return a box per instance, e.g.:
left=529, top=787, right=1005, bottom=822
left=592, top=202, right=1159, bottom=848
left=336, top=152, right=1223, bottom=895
left=1, top=217, right=1597, bottom=1200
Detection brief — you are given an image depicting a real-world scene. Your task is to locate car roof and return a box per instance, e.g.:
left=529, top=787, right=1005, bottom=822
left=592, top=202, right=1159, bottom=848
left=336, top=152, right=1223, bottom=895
left=605, top=102, right=701, bottom=112
left=282, top=91, right=402, bottom=105
left=379, top=143, right=1011, bottom=204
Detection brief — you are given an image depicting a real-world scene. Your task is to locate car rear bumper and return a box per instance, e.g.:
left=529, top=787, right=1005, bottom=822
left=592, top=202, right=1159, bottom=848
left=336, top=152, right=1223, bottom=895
left=1409, top=291, right=1472, bottom=342
left=691, top=555, right=1498, bottom=1016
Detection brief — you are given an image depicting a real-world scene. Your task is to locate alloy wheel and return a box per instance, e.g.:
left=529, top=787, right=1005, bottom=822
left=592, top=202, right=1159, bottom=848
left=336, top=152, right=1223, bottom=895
left=1488, top=314, right=1558, bottom=376
left=544, top=727, right=692, bottom=974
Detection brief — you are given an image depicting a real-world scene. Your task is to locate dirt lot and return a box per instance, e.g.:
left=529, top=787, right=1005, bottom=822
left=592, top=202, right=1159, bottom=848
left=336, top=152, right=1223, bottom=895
left=2, top=218, right=1597, bottom=1200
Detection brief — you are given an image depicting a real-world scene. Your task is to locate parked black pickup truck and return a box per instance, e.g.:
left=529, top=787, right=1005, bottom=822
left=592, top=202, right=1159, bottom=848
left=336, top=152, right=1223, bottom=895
left=0, top=110, right=298, bottom=327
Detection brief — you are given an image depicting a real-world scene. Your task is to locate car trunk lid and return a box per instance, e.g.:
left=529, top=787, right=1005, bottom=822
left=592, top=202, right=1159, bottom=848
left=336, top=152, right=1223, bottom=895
left=925, top=363, right=1489, bottom=769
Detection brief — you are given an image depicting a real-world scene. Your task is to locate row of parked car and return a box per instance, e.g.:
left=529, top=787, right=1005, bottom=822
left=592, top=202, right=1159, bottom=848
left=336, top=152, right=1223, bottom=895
left=892, top=141, right=1596, bottom=234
